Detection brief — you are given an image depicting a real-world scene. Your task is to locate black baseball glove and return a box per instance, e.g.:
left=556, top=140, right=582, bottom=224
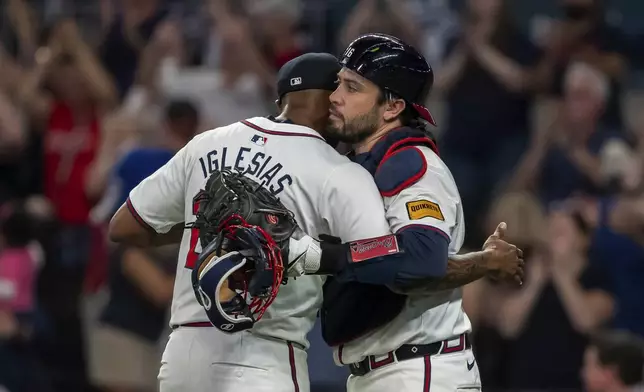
left=188, top=169, right=297, bottom=332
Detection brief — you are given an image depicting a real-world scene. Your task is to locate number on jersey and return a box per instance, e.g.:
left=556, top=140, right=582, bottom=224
left=184, top=190, right=205, bottom=269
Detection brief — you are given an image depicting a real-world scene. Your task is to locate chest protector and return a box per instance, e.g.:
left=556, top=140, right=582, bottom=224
left=321, top=127, right=439, bottom=347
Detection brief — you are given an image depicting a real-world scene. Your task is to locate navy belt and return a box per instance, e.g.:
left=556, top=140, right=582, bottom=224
left=349, top=333, right=471, bottom=376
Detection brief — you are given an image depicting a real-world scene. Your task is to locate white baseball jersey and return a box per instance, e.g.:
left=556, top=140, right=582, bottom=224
left=127, top=117, right=391, bottom=349
left=334, top=145, right=471, bottom=365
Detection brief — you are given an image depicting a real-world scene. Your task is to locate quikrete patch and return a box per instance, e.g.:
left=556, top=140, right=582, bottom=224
left=406, top=200, right=444, bottom=221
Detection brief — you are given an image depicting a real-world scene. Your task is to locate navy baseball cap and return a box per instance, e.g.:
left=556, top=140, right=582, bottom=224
left=277, top=53, right=341, bottom=101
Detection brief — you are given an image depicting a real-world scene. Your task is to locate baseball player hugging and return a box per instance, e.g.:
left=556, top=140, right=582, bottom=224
left=294, top=34, right=491, bottom=392
left=225, top=34, right=522, bottom=392
left=109, top=52, right=403, bottom=392
left=109, top=39, right=524, bottom=392
left=309, top=34, right=523, bottom=392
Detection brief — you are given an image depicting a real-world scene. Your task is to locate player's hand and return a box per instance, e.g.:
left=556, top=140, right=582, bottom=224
left=546, top=212, right=585, bottom=277
left=482, top=222, right=525, bottom=285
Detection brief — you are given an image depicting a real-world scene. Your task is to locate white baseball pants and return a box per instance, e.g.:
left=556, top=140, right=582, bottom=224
left=158, top=327, right=309, bottom=392
left=347, top=348, right=481, bottom=392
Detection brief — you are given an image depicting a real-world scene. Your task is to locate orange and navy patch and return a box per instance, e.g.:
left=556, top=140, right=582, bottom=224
left=406, top=200, right=444, bottom=221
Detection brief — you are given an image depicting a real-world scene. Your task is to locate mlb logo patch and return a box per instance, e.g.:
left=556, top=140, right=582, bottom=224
left=290, top=77, right=302, bottom=86
left=250, top=134, right=267, bottom=146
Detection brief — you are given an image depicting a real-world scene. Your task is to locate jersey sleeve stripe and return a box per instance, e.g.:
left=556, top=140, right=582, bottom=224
left=384, top=136, right=438, bottom=157
left=396, top=223, right=449, bottom=241
left=126, top=197, right=156, bottom=232
left=241, top=120, right=325, bottom=141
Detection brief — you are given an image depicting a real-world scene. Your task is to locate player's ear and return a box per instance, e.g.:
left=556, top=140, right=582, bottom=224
left=275, top=99, right=282, bottom=111
left=382, top=98, right=406, bottom=122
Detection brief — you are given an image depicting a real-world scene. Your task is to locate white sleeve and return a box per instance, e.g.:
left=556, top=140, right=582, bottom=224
left=385, top=161, right=461, bottom=243
left=320, top=162, right=391, bottom=242
left=127, top=145, right=189, bottom=234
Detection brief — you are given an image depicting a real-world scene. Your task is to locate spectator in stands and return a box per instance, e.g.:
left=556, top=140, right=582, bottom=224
left=472, top=195, right=614, bottom=390
left=510, top=62, right=619, bottom=206
left=0, top=0, right=43, bottom=203
left=0, top=89, right=28, bottom=202
left=104, top=100, right=199, bottom=219
left=88, top=101, right=197, bottom=392
left=0, top=202, right=48, bottom=391
left=462, top=192, right=547, bottom=390
left=88, top=244, right=175, bottom=392
left=571, top=193, right=644, bottom=338
left=403, top=0, right=460, bottom=69
left=599, top=136, right=641, bottom=194
left=18, top=19, right=118, bottom=225
left=0, top=90, right=25, bottom=158
left=16, top=18, right=117, bottom=390
left=582, top=330, right=644, bottom=392
left=99, top=0, right=167, bottom=98
left=435, top=0, right=541, bottom=246
left=1, top=0, right=38, bottom=65
left=339, top=0, right=421, bottom=53
left=247, top=0, right=306, bottom=69
left=463, top=192, right=548, bottom=330
left=157, top=2, right=273, bottom=129
left=538, top=0, right=630, bottom=130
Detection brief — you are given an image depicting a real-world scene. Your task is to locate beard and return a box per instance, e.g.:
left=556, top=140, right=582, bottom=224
left=325, top=105, right=381, bottom=144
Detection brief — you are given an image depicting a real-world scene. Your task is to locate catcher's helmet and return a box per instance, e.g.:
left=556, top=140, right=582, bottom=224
left=339, top=33, right=436, bottom=125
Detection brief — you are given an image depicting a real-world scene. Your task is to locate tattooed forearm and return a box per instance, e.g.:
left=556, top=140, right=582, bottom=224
left=405, top=251, right=490, bottom=292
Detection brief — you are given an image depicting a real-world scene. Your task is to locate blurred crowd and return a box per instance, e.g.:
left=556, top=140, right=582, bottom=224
left=0, top=0, right=643, bottom=391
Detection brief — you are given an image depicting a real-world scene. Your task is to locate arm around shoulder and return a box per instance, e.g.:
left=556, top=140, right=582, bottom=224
left=321, top=162, right=391, bottom=241
left=109, top=143, right=192, bottom=246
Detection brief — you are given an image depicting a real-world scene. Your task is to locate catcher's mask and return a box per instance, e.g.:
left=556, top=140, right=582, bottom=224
left=189, top=169, right=296, bottom=333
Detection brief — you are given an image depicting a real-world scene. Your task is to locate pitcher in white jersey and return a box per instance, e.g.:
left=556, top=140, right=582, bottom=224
left=108, top=52, right=522, bottom=391
left=277, top=34, right=525, bottom=392
left=108, top=53, right=398, bottom=392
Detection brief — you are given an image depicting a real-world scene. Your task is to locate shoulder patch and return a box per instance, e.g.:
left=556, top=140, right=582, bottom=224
left=406, top=200, right=444, bottom=221
left=374, top=147, right=427, bottom=197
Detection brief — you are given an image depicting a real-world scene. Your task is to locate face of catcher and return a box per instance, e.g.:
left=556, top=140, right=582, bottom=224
left=328, top=68, right=405, bottom=144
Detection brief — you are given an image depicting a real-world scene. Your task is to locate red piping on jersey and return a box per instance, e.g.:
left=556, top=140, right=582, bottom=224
left=397, top=224, right=450, bottom=241
left=423, top=356, right=432, bottom=392
left=126, top=197, right=155, bottom=232
left=376, top=146, right=427, bottom=197
left=386, top=136, right=439, bottom=157
left=288, top=342, right=300, bottom=392
left=241, top=120, right=325, bottom=141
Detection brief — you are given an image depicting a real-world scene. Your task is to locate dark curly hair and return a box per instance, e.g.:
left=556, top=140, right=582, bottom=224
left=590, top=330, right=644, bottom=386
